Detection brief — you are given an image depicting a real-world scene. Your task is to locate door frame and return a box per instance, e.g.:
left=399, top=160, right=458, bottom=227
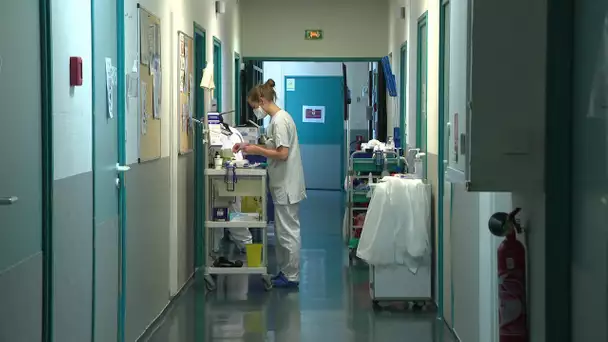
left=399, top=42, right=407, bottom=149
left=545, top=0, right=573, bottom=341
left=416, top=11, right=429, bottom=169
left=39, top=0, right=54, bottom=340
left=212, top=37, right=222, bottom=111
left=234, top=52, right=241, bottom=125
left=437, top=0, right=449, bottom=322
left=193, top=23, right=206, bottom=270
left=116, top=1, right=127, bottom=341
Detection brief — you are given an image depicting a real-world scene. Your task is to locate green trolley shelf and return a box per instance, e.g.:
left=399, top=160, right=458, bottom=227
left=346, top=151, right=405, bottom=261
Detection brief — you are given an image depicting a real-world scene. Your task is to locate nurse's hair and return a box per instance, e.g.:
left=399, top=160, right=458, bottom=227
left=248, top=79, right=276, bottom=103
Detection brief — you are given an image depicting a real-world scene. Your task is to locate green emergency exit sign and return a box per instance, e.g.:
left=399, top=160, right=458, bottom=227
left=305, top=30, right=323, bottom=40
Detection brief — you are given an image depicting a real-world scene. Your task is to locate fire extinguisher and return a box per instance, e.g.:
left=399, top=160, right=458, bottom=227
left=488, top=208, right=528, bottom=342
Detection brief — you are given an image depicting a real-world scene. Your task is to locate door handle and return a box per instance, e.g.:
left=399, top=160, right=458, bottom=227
left=116, top=163, right=131, bottom=172
left=0, top=196, right=18, bottom=205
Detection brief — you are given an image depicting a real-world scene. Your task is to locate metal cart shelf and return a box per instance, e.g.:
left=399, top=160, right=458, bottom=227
left=203, top=167, right=272, bottom=291
left=346, top=151, right=403, bottom=261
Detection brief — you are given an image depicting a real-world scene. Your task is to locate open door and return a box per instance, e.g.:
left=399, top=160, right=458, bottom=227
left=244, top=60, right=264, bottom=125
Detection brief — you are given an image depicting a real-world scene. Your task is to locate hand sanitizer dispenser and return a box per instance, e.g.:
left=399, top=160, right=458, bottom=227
left=414, top=150, right=426, bottom=179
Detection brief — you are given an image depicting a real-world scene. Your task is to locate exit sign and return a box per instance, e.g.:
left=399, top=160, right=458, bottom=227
left=305, top=30, right=323, bottom=40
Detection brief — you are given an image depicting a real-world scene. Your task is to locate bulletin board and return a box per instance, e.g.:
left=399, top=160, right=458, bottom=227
left=137, top=5, right=162, bottom=162
left=177, top=31, right=194, bottom=154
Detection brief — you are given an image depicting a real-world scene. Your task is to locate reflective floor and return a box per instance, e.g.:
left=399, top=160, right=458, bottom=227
left=145, top=190, right=457, bottom=342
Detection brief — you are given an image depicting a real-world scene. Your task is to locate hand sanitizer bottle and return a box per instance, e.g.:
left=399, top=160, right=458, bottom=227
left=414, top=152, right=426, bottom=179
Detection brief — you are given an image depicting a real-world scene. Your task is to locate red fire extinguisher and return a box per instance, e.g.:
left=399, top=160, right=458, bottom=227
left=489, top=208, right=528, bottom=342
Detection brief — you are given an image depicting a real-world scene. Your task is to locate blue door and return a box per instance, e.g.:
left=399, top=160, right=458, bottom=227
left=284, top=76, right=345, bottom=191
left=0, top=2, right=48, bottom=340
left=92, top=0, right=126, bottom=340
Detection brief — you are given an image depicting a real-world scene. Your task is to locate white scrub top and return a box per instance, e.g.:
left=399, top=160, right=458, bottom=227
left=265, top=110, right=307, bottom=205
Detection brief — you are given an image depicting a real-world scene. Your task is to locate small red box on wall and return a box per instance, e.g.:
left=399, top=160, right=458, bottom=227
left=69, top=57, right=83, bottom=86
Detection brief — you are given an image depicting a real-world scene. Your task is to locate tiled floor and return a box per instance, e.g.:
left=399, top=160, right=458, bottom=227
left=145, top=190, right=457, bottom=341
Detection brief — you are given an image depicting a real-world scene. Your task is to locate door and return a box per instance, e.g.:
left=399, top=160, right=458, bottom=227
left=572, top=0, right=608, bottom=340
left=234, top=53, right=241, bottom=125
left=284, top=76, right=345, bottom=191
left=245, top=60, right=264, bottom=124
left=0, top=1, right=47, bottom=341
left=213, top=37, right=222, bottom=111
left=417, top=12, right=429, bottom=177
left=92, top=0, right=123, bottom=340
left=439, top=0, right=453, bottom=327
left=193, top=26, right=206, bottom=269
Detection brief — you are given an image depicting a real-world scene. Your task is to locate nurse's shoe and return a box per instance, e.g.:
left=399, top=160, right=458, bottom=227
left=272, top=273, right=299, bottom=288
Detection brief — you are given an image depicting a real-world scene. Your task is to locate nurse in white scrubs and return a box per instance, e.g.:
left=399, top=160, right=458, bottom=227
left=233, top=78, right=306, bottom=288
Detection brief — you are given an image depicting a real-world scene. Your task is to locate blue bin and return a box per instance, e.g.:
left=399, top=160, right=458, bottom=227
left=245, top=155, right=267, bottom=164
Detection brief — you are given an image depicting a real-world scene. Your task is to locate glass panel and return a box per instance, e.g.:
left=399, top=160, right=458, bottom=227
left=572, top=0, right=608, bottom=340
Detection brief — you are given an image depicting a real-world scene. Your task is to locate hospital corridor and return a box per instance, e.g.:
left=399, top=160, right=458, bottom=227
left=0, top=0, right=605, bottom=342
left=143, top=190, right=456, bottom=341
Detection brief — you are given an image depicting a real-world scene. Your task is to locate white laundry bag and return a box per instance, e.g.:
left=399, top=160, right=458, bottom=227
left=356, top=177, right=430, bottom=267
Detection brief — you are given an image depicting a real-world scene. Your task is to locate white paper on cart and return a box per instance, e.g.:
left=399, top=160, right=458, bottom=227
left=356, top=177, right=430, bottom=273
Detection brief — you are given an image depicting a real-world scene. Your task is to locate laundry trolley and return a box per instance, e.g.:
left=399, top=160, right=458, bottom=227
left=365, top=181, right=433, bottom=308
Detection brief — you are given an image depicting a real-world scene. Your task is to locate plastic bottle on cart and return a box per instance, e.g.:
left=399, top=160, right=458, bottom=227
left=386, top=136, right=395, bottom=151
left=414, top=151, right=426, bottom=179
left=214, top=152, right=222, bottom=169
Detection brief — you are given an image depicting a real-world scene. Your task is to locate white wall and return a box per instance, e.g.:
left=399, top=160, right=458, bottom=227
left=346, top=63, right=371, bottom=131
left=262, top=61, right=369, bottom=130
left=123, top=0, right=241, bottom=296
left=388, top=1, right=547, bottom=341
left=387, top=0, right=435, bottom=149
left=52, top=0, right=93, bottom=180
left=124, top=0, right=241, bottom=164
left=241, top=0, right=388, bottom=59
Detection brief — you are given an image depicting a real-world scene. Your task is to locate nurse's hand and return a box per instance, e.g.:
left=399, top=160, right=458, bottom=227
left=232, top=143, right=247, bottom=153
left=241, top=144, right=260, bottom=154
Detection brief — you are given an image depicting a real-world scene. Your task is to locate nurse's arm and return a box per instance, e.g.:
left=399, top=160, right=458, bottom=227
left=249, top=145, right=289, bottom=161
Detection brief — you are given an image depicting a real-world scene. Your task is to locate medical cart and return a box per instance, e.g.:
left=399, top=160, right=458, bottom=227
left=346, top=150, right=402, bottom=261
left=203, top=167, right=273, bottom=291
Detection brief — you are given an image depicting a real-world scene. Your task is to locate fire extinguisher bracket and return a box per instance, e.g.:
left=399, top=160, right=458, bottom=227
left=489, top=207, right=524, bottom=237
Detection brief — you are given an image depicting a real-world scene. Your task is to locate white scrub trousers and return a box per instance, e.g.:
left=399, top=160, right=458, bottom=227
left=274, top=203, right=301, bottom=282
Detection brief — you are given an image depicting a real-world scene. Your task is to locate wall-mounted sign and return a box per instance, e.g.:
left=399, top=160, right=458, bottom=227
left=286, top=78, right=296, bottom=91
left=302, top=105, right=325, bottom=123
left=305, top=30, right=323, bottom=40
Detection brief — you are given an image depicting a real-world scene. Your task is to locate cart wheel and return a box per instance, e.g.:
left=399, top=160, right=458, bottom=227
left=349, top=248, right=357, bottom=260
left=262, top=275, right=273, bottom=291
left=204, top=275, right=216, bottom=292
left=412, top=301, right=424, bottom=310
